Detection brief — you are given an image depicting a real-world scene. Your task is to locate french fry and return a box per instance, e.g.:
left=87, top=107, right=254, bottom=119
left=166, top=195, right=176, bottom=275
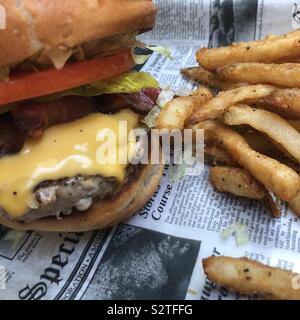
left=224, top=105, right=300, bottom=163
left=210, top=166, right=281, bottom=217
left=249, top=89, right=300, bottom=120
left=187, top=85, right=274, bottom=125
left=196, top=120, right=300, bottom=201
left=241, top=131, right=283, bottom=159
left=289, top=120, right=300, bottom=132
left=203, top=256, right=300, bottom=300
left=217, top=63, right=300, bottom=88
left=264, top=192, right=282, bottom=218
left=242, top=131, right=300, bottom=173
left=181, top=66, right=246, bottom=90
left=197, top=29, right=300, bottom=70
left=205, top=145, right=238, bottom=166
left=156, top=86, right=213, bottom=131
left=210, top=166, right=266, bottom=200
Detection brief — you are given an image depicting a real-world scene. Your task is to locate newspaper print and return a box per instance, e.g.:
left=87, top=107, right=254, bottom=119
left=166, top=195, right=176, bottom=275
left=0, top=0, right=300, bottom=300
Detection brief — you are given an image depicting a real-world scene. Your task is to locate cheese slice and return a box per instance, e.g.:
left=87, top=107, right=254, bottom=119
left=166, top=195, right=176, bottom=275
left=0, top=109, right=139, bottom=218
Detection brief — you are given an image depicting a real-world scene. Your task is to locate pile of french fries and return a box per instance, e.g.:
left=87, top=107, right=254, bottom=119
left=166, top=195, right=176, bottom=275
left=156, top=29, right=300, bottom=299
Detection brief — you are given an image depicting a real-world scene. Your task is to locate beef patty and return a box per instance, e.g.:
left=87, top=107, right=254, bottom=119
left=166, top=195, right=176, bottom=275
left=0, top=164, right=141, bottom=222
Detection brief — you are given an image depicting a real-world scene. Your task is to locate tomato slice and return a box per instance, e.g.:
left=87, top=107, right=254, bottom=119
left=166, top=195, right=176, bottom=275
left=0, top=50, right=135, bottom=107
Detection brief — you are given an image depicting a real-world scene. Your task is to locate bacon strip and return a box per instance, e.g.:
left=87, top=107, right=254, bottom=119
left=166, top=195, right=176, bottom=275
left=13, top=96, right=96, bottom=138
left=95, top=94, right=132, bottom=113
left=123, top=88, right=161, bottom=113
left=10, top=87, right=159, bottom=147
left=95, top=88, right=161, bottom=114
left=0, top=120, right=25, bottom=156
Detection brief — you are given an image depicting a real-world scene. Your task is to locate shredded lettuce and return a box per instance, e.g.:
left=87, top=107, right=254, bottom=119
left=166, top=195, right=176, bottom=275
left=156, top=86, right=193, bottom=108
left=169, top=163, right=188, bottom=182
left=175, top=87, right=194, bottom=97
left=46, top=48, right=73, bottom=70
left=142, top=105, right=161, bottom=128
left=235, top=227, right=249, bottom=246
left=37, top=71, right=159, bottom=102
left=169, top=151, right=198, bottom=182
left=142, top=87, right=176, bottom=129
left=132, top=53, right=151, bottom=65
left=157, top=87, right=175, bottom=108
left=147, top=46, right=173, bottom=60
left=132, top=42, right=173, bottom=65
left=221, top=223, right=249, bottom=246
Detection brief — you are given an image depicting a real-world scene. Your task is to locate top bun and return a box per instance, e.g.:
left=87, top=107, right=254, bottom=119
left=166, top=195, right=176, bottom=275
left=0, top=0, right=157, bottom=68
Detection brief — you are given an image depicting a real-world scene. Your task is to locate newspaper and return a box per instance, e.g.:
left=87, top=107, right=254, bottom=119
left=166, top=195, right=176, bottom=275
left=1, top=0, right=300, bottom=300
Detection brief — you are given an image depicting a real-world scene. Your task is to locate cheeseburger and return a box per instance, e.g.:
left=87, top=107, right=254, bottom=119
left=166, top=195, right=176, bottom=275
left=0, top=0, right=164, bottom=231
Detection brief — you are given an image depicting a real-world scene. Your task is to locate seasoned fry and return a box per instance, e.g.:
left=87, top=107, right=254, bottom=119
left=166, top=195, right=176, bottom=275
left=224, top=105, right=300, bottom=163
left=156, top=86, right=213, bottom=130
left=289, top=120, right=300, bottom=132
left=217, top=63, right=300, bottom=88
left=205, top=145, right=238, bottom=166
left=210, top=166, right=281, bottom=217
left=181, top=66, right=246, bottom=90
left=197, top=120, right=300, bottom=201
left=188, top=85, right=274, bottom=125
left=250, top=89, right=300, bottom=120
left=197, top=29, right=300, bottom=70
left=203, top=256, right=300, bottom=300
left=241, top=131, right=282, bottom=159
left=264, top=192, right=282, bottom=218
left=210, top=166, right=266, bottom=200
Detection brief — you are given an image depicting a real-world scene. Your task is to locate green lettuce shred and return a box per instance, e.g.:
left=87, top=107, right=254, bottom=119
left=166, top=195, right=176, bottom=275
left=221, top=223, right=249, bottom=247
left=147, top=46, right=173, bottom=60
left=132, top=42, right=173, bottom=65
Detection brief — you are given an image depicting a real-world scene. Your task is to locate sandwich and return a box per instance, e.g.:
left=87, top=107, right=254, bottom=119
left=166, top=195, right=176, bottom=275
left=0, top=0, right=164, bottom=232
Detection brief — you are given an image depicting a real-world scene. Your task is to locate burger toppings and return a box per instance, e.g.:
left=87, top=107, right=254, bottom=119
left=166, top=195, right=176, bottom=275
left=123, top=88, right=161, bottom=112
left=0, top=0, right=160, bottom=228
left=0, top=26, right=161, bottom=222
left=0, top=50, right=135, bottom=106
left=0, top=110, right=139, bottom=219
left=0, top=120, right=25, bottom=156
left=45, top=47, right=74, bottom=70
left=13, top=96, right=96, bottom=138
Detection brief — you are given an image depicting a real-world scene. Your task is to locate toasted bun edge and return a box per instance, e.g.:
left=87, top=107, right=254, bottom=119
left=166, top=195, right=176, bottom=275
left=0, top=0, right=157, bottom=67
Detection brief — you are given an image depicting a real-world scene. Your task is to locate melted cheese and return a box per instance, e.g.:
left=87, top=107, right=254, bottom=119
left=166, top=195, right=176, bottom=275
left=0, top=109, right=139, bottom=218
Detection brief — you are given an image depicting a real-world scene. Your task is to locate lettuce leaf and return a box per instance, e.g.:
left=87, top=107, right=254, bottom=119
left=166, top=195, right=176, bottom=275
left=220, top=223, right=249, bottom=247
left=37, top=71, right=159, bottom=102
left=46, top=48, right=73, bottom=70
left=132, top=42, right=173, bottom=65
left=146, top=46, right=173, bottom=60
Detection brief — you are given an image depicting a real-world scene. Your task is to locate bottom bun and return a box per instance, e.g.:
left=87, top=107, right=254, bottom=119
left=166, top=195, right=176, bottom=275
left=0, top=163, right=164, bottom=232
